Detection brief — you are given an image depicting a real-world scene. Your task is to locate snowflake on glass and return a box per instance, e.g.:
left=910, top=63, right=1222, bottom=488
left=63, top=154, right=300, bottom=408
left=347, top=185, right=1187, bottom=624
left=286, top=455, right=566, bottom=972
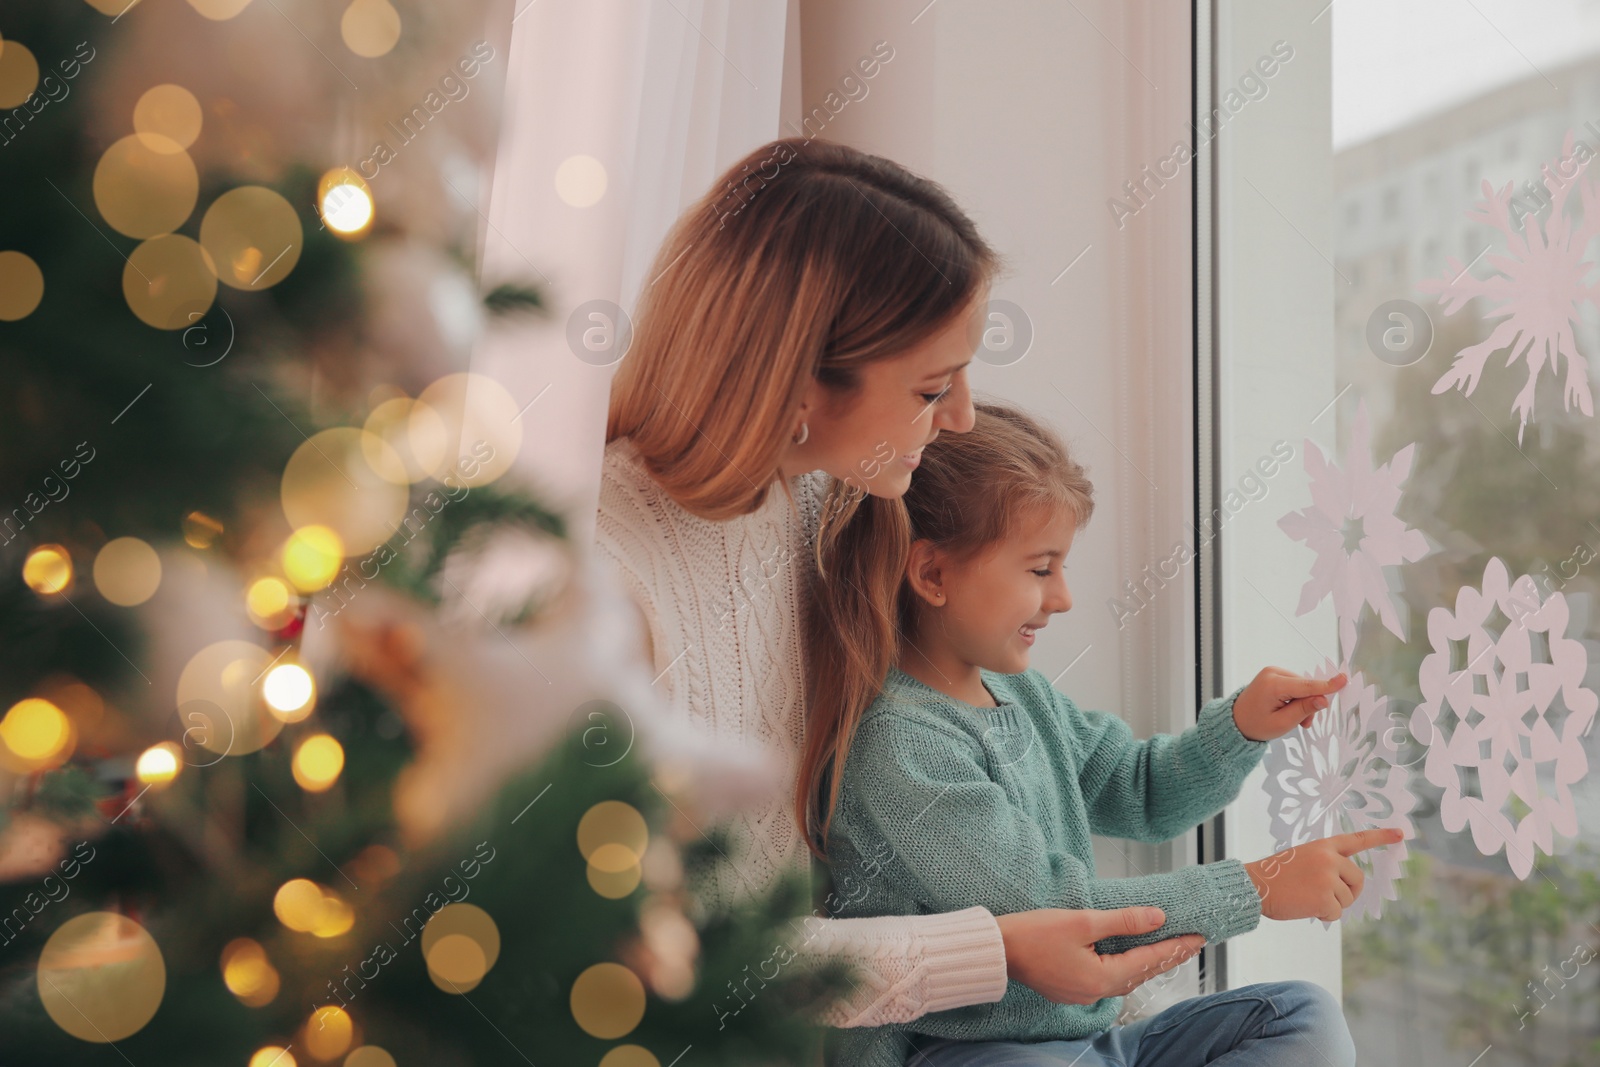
left=1263, top=657, right=1416, bottom=922
left=1278, top=397, right=1431, bottom=660
left=1416, top=129, right=1600, bottom=445
left=1409, top=557, right=1598, bottom=879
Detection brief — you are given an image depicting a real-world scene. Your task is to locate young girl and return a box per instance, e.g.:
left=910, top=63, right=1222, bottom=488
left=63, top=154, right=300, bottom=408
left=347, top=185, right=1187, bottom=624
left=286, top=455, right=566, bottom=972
left=798, top=399, right=1400, bottom=1066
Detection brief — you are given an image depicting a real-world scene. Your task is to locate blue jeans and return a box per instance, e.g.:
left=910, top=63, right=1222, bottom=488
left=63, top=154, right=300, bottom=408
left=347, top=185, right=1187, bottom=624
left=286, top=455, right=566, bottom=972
left=907, top=981, right=1356, bottom=1067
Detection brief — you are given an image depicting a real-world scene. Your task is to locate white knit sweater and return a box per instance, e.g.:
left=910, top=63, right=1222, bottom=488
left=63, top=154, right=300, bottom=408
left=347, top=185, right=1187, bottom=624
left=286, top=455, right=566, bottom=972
left=593, top=435, right=1009, bottom=1028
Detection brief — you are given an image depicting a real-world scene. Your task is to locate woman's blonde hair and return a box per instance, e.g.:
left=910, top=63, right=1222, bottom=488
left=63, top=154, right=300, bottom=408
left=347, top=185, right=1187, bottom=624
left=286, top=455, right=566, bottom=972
left=606, top=136, right=1003, bottom=519
left=796, top=399, right=1096, bottom=859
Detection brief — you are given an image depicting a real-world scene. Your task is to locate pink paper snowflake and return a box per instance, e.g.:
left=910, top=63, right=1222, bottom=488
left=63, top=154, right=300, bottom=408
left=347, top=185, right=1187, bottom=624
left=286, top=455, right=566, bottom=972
left=1416, top=129, right=1600, bottom=445
left=1263, top=657, right=1416, bottom=922
left=1409, top=557, right=1598, bottom=879
left=1278, top=397, right=1431, bottom=659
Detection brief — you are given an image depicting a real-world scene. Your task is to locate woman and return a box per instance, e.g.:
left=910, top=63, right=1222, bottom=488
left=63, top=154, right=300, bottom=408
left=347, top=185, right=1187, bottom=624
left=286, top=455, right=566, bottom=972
left=595, top=137, right=1206, bottom=1046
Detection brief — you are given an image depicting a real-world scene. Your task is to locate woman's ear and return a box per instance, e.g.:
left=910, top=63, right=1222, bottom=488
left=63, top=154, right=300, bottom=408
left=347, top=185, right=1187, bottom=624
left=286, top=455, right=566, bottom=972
left=904, top=539, right=946, bottom=606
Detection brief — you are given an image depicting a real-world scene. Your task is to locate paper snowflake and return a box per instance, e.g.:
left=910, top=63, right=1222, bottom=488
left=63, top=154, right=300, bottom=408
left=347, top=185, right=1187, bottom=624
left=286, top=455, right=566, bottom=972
left=1409, top=557, right=1598, bottom=879
left=1263, top=658, right=1416, bottom=922
left=1416, top=129, right=1600, bottom=444
left=1278, top=398, right=1431, bottom=660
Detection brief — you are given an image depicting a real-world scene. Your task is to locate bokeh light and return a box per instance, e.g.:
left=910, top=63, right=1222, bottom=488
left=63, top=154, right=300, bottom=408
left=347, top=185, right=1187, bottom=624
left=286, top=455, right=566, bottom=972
left=319, top=169, right=374, bottom=238
left=22, top=544, right=72, bottom=595
left=291, top=734, right=344, bottom=792
left=263, top=663, right=315, bottom=720
left=93, top=134, right=198, bottom=239
left=123, top=233, right=218, bottom=330
left=422, top=904, right=500, bottom=993
left=177, top=640, right=282, bottom=756
left=0, top=250, right=44, bottom=321
left=415, top=373, right=523, bottom=485
left=555, top=154, right=608, bottom=207
left=37, top=912, right=165, bottom=1042
left=281, top=525, right=345, bottom=593
left=0, top=698, right=72, bottom=765
left=135, top=742, right=182, bottom=787
left=133, top=84, right=203, bottom=152
left=570, top=962, right=646, bottom=1039
left=200, top=186, right=303, bottom=290
left=0, top=38, right=38, bottom=109
left=303, top=1005, right=354, bottom=1060
left=246, top=576, right=296, bottom=628
left=341, top=0, right=402, bottom=57
left=221, top=938, right=280, bottom=1007
left=93, top=537, right=163, bottom=606
left=280, top=430, right=406, bottom=556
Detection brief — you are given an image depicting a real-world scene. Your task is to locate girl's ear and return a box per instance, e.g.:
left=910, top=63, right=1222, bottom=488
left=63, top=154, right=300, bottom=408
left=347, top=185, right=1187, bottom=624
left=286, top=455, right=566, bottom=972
left=904, top=539, right=945, bottom=606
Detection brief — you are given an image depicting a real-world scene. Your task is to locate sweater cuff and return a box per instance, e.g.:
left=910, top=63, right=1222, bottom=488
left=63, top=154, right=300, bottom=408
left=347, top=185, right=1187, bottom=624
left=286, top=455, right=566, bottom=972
left=909, top=906, right=1010, bottom=1014
left=1197, top=684, right=1265, bottom=773
left=1197, top=858, right=1263, bottom=942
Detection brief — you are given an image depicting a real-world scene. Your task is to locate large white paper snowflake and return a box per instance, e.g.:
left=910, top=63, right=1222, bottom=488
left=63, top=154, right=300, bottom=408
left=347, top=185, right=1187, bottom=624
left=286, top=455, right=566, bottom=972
left=1409, top=557, right=1598, bottom=879
left=1416, top=129, right=1600, bottom=445
left=1278, top=398, right=1431, bottom=659
left=1263, top=657, right=1416, bottom=922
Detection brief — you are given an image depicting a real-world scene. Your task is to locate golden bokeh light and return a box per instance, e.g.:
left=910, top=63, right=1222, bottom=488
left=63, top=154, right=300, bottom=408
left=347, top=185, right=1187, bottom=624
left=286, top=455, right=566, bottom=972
left=422, top=904, right=500, bottom=993
left=22, top=544, right=72, bottom=595
left=182, top=510, right=224, bottom=549
left=281, top=525, right=345, bottom=593
left=93, top=537, right=163, bottom=606
left=37, top=912, right=165, bottom=1042
left=187, top=0, right=254, bottom=18
left=0, top=38, right=38, bottom=109
left=0, top=698, right=72, bottom=764
left=303, top=1005, right=354, bottom=1060
left=273, top=878, right=323, bottom=932
left=0, top=250, right=44, bottom=321
left=362, top=396, right=444, bottom=484
left=586, top=842, right=643, bottom=900
left=94, top=133, right=199, bottom=239
left=577, top=801, right=648, bottom=863
left=221, top=938, right=281, bottom=1007
left=248, top=1046, right=295, bottom=1067
left=246, top=576, right=295, bottom=628
left=311, top=891, right=355, bottom=938
left=177, top=640, right=282, bottom=756
left=135, top=742, right=182, bottom=787
left=263, top=663, right=315, bottom=721
left=281, top=430, right=407, bottom=555
left=341, top=0, right=402, bottom=58
left=123, top=233, right=218, bottom=330
left=600, top=1047, right=662, bottom=1067
left=415, top=373, right=523, bottom=486
left=344, top=1047, right=397, bottom=1067
left=134, top=84, right=202, bottom=152
left=555, top=154, right=608, bottom=208
left=570, top=962, right=646, bottom=1039
left=319, top=170, right=374, bottom=238
left=292, top=734, right=344, bottom=792
left=200, top=186, right=303, bottom=290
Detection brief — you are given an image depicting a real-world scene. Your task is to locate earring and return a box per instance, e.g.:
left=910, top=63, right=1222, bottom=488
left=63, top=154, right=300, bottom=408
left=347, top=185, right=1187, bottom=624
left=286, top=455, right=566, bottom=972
left=792, top=421, right=809, bottom=445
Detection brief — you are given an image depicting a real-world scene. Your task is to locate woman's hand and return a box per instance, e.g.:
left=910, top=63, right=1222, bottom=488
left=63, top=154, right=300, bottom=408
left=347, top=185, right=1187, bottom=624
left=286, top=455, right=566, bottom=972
left=994, top=907, right=1205, bottom=1004
left=1232, top=667, right=1348, bottom=742
left=1245, top=828, right=1405, bottom=922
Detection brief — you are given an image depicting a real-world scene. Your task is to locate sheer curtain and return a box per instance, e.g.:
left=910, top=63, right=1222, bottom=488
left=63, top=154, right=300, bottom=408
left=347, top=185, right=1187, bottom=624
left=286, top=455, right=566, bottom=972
left=472, top=0, right=799, bottom=543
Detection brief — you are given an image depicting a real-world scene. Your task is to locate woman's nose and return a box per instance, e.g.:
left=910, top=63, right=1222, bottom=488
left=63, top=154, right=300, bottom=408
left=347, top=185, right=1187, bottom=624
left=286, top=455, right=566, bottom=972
left=938, top=374, right=977, bottom=433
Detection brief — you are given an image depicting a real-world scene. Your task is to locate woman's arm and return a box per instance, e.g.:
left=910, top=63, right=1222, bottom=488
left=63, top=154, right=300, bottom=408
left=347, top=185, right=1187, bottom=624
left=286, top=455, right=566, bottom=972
left=842, top=713, right=1262, bottom=955
left=1063, top=679, right=1266, bottom=843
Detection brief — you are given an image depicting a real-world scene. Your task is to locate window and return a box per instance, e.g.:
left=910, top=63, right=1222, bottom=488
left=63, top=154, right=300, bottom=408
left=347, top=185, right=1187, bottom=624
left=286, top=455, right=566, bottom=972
left=1205, top=2, right=1600, bottom=1062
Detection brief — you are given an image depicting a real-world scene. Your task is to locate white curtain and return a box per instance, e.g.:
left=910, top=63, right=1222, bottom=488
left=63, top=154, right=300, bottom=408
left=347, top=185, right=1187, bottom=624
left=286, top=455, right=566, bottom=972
left=473, top=0, right=797, bottom=544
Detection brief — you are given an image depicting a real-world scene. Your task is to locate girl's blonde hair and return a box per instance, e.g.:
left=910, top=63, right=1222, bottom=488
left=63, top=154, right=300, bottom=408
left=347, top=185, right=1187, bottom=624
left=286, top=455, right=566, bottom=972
left=797, top=399, right=1096, bottom=859
left=606, top=136, right=1002, bottom=519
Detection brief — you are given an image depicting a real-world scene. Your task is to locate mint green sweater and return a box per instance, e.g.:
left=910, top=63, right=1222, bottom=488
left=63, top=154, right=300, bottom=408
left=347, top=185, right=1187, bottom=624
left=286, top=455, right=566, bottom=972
left=823, top=666, right=1265, bottom=1065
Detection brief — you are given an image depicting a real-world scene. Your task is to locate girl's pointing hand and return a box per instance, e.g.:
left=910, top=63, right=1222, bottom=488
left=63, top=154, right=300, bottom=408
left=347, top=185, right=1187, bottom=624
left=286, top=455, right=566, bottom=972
left=1232, top=667, right=1348, bottom=741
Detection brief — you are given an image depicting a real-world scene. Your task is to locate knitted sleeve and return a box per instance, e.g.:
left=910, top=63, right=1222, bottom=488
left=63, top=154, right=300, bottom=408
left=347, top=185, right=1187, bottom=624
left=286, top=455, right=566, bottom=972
left=843, top=713, right=1263, bottom=957
left=790, top=908, right=1010, bottom=1028
left=1058, top=679, right=1265, bottom=843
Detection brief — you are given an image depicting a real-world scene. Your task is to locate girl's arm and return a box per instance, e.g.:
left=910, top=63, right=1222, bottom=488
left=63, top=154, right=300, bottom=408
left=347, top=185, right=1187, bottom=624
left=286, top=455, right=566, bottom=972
left=842, top=712, right=1262, bottom=954
left=1057, top=679, right=1266, bottom=843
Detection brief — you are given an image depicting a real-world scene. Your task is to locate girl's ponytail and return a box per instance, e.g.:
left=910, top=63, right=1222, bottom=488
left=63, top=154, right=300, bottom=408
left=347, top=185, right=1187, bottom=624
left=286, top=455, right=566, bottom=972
left=795, top=483, right=912, bottom=861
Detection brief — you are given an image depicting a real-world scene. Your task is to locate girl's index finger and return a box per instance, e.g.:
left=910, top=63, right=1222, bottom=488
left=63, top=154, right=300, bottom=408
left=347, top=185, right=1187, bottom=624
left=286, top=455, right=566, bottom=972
left=1278, top=672, right=1347, bottom=703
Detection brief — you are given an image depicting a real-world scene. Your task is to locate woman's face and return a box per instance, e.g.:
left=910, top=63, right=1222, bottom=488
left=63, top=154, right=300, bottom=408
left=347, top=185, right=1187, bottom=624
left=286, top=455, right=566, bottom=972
left=783, top=289, right=986, bottom=497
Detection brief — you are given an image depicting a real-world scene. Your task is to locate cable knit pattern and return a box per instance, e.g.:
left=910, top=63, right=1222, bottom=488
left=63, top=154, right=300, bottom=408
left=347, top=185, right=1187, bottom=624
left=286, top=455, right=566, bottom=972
left=592, top=436, right=1010, bottom=1032
left=825, top=666, right=1266, bottom=1064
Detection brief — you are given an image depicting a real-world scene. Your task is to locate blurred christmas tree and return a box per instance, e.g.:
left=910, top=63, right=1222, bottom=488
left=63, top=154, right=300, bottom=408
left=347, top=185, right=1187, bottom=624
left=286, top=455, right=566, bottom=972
left=0, top=2, right=844, bottom=1064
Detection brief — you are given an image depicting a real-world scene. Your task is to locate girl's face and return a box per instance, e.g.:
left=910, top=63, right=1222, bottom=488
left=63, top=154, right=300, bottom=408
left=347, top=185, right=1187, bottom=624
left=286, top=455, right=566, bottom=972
left=914, top=506, right=1078, bottom=675
left=780, top=288, right=987, bottom=497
